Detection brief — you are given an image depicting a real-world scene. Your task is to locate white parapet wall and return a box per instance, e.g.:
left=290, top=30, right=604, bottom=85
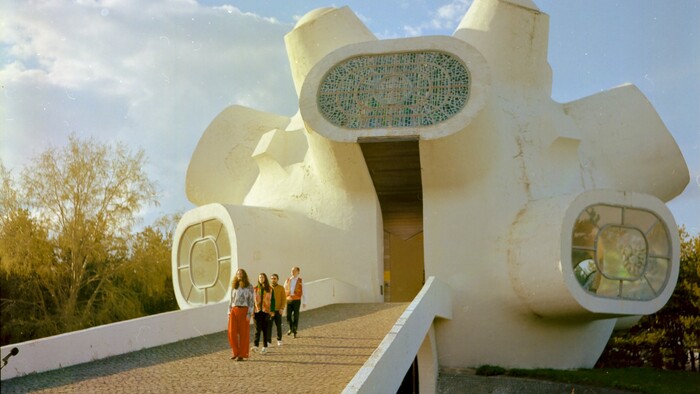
left=0, top=277, right=359, bottom=381
left=305, top=277, right=360, bottom=310
left=0, top=302, right=228, bottom=381
left=343, top=276, right=452, bottom=394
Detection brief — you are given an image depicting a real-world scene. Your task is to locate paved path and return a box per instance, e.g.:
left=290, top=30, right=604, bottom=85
left=1, top=303, right=407, bottom=393
left=1, top=303, right=637, bottom=393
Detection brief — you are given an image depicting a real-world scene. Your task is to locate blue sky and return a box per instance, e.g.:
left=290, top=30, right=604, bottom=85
left=1, top=0, right=698, bottom=235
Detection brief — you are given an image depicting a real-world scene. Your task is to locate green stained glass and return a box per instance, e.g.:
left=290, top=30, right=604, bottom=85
left=597, top=226, right=647, bottom=281
left=318, top=50, right=470, bottom=129
left=571, top=204, right=672, bottom=301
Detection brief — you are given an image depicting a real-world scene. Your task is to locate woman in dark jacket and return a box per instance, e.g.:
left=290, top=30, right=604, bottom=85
left=252, top=272, right=272, bottom=354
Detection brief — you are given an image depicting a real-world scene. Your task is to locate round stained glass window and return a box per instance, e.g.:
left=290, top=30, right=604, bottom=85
left=571, top=204, right=672, bottom=301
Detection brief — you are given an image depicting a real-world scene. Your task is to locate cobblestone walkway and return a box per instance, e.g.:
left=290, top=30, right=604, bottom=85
left=1, top=303, right=640, bottom=394
left=1, top=303, right=407, bottom=393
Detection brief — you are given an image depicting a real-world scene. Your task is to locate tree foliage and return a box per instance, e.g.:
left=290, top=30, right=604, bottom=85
left=121, top=215, right=179, bottom=315
left=597, top=227, right=700, bottom=371
left=0, top=136, right=178, bottom=346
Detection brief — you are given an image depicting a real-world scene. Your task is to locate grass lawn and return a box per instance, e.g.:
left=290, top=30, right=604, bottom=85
left=504, top=367, right=700, bottom=394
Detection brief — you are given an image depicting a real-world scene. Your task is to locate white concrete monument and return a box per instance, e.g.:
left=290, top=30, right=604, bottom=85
left=172, top=0, right=689, bottom=369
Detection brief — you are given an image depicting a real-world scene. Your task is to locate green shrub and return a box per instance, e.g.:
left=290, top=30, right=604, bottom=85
left=475, top=365, right=506, bottom=376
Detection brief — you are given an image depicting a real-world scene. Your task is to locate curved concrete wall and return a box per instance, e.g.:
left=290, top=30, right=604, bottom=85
left=174, top=0, right=689, bottom=371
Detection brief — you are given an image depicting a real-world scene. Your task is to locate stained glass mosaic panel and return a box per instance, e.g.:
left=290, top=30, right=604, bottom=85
left=317, top=51, right=470, bottom=129
left=571, top=204, right=671, bottom=301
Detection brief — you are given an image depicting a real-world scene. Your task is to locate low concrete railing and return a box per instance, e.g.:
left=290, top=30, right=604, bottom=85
left=0, top=302, right=227, bottom=381
left=0, top=277, right=359, bottom=380
left=343, top=276, right=452, bottom=394
left=304, top=277, right=361, bottom=310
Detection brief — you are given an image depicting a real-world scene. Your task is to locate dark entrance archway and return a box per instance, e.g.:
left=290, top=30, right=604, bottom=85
left=360, top=140, right=424, bottom=302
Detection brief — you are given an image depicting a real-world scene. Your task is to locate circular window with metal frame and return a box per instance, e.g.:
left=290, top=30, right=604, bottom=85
left=571, top=204, right=672, bottom=301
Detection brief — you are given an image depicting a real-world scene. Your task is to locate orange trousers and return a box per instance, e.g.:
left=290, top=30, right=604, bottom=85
left=228, top=306, right=250, bottom=358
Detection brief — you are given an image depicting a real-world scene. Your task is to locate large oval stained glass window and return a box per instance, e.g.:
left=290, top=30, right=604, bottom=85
left=317, top=51, right=470, bottom=129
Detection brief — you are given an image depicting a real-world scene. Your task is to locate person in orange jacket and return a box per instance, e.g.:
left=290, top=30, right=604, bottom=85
left=284, top=266, right=306, bottom=338
left=252, top=272, right=273, bottom=354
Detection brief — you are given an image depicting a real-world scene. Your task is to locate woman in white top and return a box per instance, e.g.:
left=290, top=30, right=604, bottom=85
left=227, top=268, right=254, bottom=361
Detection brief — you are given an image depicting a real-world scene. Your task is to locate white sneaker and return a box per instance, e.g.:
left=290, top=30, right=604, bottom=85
left=277, top=340, right=283, bottom=346
left=261, top=347, right=267, bottom=354
left=251, top=346, right=258, bottom=353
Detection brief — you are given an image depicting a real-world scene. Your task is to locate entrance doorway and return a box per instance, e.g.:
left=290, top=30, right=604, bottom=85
left=360, top=140, right=424, bottom=302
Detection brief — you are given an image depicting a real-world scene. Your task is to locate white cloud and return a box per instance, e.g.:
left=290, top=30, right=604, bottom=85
left=2, top=0, right=698, bottom=235
left=403, top=0, right=472, bottom=36
left=0, top=0, right=299, bottom=225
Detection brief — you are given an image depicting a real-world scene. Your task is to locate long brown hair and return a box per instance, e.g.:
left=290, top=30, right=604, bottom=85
left=256, top=272, right=270, bottom=292
left=232, top=269, right=250, bottom=289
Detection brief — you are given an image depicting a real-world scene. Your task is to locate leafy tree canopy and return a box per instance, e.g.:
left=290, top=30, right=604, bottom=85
left=1, top=135, right=178, bottom=345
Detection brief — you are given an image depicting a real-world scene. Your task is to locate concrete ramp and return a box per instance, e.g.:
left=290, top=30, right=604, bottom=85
left=1, top=304, right=407, bottom=393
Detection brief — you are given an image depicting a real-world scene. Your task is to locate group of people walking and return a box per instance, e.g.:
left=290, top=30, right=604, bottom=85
left=227, top=266, right=306, bottom=361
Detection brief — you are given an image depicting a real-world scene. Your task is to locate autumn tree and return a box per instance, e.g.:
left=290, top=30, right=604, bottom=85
left=0, top=135, right=174, bottom=344
left=1, top=163, right=57, bottom=342
left=121, top=214, right=180, bottom=315
left=677, top=227, right=700, bottom=370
